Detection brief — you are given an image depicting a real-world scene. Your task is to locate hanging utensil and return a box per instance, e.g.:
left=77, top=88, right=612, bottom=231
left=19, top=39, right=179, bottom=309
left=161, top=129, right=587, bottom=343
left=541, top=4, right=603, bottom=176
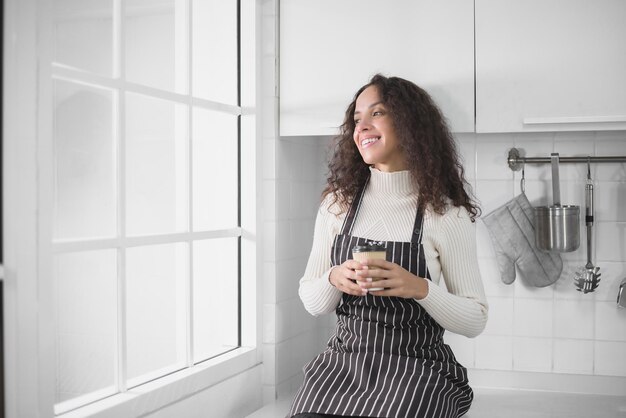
left=574, top=158, right=601, bottom=293
left=535, top=153, right=580, bottom=252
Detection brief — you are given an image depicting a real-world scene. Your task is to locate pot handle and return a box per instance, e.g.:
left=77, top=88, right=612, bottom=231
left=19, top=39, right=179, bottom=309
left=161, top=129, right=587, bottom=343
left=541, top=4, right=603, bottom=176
left=551, top=153, right=561, bottom=206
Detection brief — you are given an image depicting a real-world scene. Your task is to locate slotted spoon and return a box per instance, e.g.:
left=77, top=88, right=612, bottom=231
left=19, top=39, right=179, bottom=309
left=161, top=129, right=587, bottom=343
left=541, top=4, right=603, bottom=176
left=574, top=160, right=601, bottom=293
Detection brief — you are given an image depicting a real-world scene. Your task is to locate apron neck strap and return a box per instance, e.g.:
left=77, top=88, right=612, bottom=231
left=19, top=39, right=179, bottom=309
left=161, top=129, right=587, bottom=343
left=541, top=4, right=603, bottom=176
left=339, top=176, right=369, bottom=236
left=410, top=205, right=424, bottom=246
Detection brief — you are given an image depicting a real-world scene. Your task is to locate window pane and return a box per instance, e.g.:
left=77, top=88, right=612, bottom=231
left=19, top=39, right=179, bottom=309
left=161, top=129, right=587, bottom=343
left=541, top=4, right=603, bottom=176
left=126, top=93, right=188, bottom=236
left=192, top=0, right=238, bottom=105
left=193, top=238, right=238, bottom=363
left=192, top=108, right=238, bottom=231
left=126, top=243, right=187, bottom=386
left=54, top=0, right=113, bottom=76
left=125, top=0, right=187, bottom=93
left=54, top=80, right=116, bottom=241
left=55, top=250, right=117, bottom=405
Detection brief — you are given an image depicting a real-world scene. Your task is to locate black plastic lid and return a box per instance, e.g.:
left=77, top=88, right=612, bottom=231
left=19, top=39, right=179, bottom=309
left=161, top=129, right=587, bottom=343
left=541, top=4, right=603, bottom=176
left=352, top=244, right=386, bottom=252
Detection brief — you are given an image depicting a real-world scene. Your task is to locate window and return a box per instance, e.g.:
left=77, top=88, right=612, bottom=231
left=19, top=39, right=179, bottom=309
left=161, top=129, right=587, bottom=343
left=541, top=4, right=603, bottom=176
left=40, top=0, right=256, bottom=414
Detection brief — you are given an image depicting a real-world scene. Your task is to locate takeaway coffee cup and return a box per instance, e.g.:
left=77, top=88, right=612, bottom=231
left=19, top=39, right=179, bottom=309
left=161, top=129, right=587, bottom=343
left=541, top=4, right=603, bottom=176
left=352, top=244, right=387, bottom=291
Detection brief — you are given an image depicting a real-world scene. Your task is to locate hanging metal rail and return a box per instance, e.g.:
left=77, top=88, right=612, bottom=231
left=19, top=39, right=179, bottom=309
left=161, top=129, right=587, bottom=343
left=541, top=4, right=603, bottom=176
left=507, top=147, right=626, bottom=171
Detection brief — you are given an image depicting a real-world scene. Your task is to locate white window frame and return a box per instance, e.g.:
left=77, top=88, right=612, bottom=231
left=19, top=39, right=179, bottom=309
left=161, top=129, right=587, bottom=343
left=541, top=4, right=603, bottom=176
left=3, top=0, right=261, bottom=416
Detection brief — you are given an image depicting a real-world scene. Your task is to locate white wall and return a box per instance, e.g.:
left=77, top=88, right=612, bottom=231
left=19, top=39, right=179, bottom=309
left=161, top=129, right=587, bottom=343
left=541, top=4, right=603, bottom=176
left=261, top=135, right=330, bottom=400
left=267, top=131, right=626, bottom=401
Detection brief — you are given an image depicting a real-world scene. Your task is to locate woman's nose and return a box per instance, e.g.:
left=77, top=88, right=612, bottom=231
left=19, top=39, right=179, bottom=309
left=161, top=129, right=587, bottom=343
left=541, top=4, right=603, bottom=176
left=356, top=120, right=370, bottom=132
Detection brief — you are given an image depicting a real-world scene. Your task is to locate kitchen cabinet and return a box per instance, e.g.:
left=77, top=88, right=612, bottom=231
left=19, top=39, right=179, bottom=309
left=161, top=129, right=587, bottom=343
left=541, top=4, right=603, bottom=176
left=475, top=0, right=626, bottom=133
left=279, top=0, right=474, bottom=136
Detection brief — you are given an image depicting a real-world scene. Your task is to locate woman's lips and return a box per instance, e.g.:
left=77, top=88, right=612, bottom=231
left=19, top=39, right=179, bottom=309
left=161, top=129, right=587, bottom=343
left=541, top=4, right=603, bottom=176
left=361, top=136, right=380, bottom=148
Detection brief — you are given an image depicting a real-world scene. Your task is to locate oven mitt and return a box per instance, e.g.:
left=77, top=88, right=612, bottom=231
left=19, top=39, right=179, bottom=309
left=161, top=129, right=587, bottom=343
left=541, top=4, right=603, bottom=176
left=482, top=193, right=563, bottom=287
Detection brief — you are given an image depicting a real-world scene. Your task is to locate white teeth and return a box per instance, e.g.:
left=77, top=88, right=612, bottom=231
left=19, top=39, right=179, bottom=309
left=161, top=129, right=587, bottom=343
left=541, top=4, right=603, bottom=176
left=362, top=137, right=380, bottom=146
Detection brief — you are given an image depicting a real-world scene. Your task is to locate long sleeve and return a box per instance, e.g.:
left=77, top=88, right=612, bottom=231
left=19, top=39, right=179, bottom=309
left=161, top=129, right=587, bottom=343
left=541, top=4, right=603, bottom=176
left=297, top=168, right=488, bottom=337
left=298, top=198, right=344, bottom=316
left=417, top=207, right=489, bottom=338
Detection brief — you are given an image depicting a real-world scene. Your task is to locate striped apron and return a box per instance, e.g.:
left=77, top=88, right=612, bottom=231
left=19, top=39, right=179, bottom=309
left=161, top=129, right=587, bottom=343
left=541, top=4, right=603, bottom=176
left=288, top=180, right=473, bottom=418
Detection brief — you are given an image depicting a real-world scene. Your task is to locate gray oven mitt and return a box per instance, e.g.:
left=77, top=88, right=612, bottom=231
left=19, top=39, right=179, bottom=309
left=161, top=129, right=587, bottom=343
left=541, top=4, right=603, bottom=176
left=482, top=193, right=563, bottom=287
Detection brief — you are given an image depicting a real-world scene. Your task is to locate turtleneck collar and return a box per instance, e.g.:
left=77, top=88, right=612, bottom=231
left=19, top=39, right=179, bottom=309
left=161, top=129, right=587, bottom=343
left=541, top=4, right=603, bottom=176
left=368, top=167, right=414, bottom=195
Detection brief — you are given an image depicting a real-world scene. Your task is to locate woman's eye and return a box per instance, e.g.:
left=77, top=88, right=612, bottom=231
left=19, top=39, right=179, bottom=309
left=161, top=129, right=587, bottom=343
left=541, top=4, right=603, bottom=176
left=373, top=110, right=383, bottom=116
left=354, top=119, right=360, bottom=124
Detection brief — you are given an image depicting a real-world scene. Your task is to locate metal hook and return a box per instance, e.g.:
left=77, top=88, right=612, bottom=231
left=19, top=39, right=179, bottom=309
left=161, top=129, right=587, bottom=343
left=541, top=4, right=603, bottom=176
left=587, top=156, right=592, bottom=182
left=520, top=163, right=526, bottom=193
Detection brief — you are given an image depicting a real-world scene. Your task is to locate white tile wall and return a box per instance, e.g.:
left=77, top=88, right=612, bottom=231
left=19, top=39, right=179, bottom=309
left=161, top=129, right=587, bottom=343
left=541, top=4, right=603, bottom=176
left=263, top=135, right=330, bottom=400
left=595, top=182, right=626, bottom=222
left=514, top=298, right=554, bottom=338
left=593, top=262, right=626, bottom=302
left=595, top=222, right=626, bottom=262
left=260, top=0, right=280, bottom=402
left=553, top=339, right=594, bottom=375
left=595, top=302, right=626, bottom=341
left=475, top=335, right=513, bottom=370
left=512, top=337, right=552, bottom=373
left=475, top=180, right=515, bottom=214
left=553, top=299, right=595, bottom=340
left=594, top=341, right=626, bottom=377
left=553, top=134, right=595, bottom=180
left=482, top=297, right=514, bottom=336
left=514, top=276, right=554, bottom=300
left=476, top=136, right=515, bottom=180
left=595, top=139, right=626, bottom=181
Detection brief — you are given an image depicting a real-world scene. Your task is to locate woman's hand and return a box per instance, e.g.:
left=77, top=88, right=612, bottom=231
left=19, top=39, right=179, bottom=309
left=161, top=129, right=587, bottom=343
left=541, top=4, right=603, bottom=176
left=355, top=259, right=429, bottom=299
left=329, top=260, right=368, bottom=296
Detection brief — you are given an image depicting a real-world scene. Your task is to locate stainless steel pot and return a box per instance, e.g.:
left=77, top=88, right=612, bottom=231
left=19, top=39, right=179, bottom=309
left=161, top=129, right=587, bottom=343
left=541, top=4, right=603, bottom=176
left=535, top=153, right=580, bottom=252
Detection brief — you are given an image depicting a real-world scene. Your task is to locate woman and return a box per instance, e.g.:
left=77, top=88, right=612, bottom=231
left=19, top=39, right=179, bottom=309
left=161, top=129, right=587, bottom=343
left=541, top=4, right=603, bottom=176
left=287, top=74, right=488, bottom=418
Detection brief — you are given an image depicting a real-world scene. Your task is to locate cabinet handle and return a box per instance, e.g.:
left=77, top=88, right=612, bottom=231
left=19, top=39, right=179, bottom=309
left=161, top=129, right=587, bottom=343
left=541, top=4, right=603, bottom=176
left=523, top=115, right=626, bottom=125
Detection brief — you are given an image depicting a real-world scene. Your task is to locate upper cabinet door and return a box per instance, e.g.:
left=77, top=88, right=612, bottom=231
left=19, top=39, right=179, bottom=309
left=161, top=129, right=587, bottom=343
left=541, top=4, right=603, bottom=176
left=279, top=1, right=475, bottom=136
left=476, top=0, right=626, bottom=133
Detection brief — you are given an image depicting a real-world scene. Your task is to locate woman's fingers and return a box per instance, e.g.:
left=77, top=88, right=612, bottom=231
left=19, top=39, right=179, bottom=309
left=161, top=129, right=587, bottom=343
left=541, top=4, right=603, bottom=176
left=360, top=258, right=394, bottom=270
left=336, top=274, right=367, bottom=296
left=330, top=262, right=368, bottom=296
left=331, top=259, right=421, bottom=297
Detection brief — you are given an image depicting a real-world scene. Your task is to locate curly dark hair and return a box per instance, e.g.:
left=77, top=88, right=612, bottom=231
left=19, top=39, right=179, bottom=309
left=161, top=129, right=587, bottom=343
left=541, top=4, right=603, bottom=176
left=322, top=74, right=480, bottom=221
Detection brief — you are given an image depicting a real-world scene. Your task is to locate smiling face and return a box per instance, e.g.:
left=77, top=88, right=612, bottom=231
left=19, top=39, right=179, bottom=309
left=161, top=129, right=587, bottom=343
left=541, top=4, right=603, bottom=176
left=353, top=85, right=406, bottom=172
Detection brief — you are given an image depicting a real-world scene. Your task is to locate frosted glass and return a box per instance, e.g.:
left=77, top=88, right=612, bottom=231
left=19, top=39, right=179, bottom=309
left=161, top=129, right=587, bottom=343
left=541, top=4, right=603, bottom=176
left=126, top=93, right=188, bottom=236
left=125, top=0, right=187, bottom=93
left=54, top=80, right=116, bottom=241
left=126, top=243, right=187, bottom=385
left=192, top=0, right=238, bottom=105
left=192, top=108, right=238, bottom=231
left=54, top=0, right=113, bottom=75
left=192, top=238, right=239, bottom=363
left=55, top=250, right=117, bottom=404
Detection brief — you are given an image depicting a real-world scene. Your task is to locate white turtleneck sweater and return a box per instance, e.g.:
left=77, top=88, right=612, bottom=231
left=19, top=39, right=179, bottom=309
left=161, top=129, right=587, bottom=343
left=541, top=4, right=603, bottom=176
left=299, top=168, right=488, bottom=338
